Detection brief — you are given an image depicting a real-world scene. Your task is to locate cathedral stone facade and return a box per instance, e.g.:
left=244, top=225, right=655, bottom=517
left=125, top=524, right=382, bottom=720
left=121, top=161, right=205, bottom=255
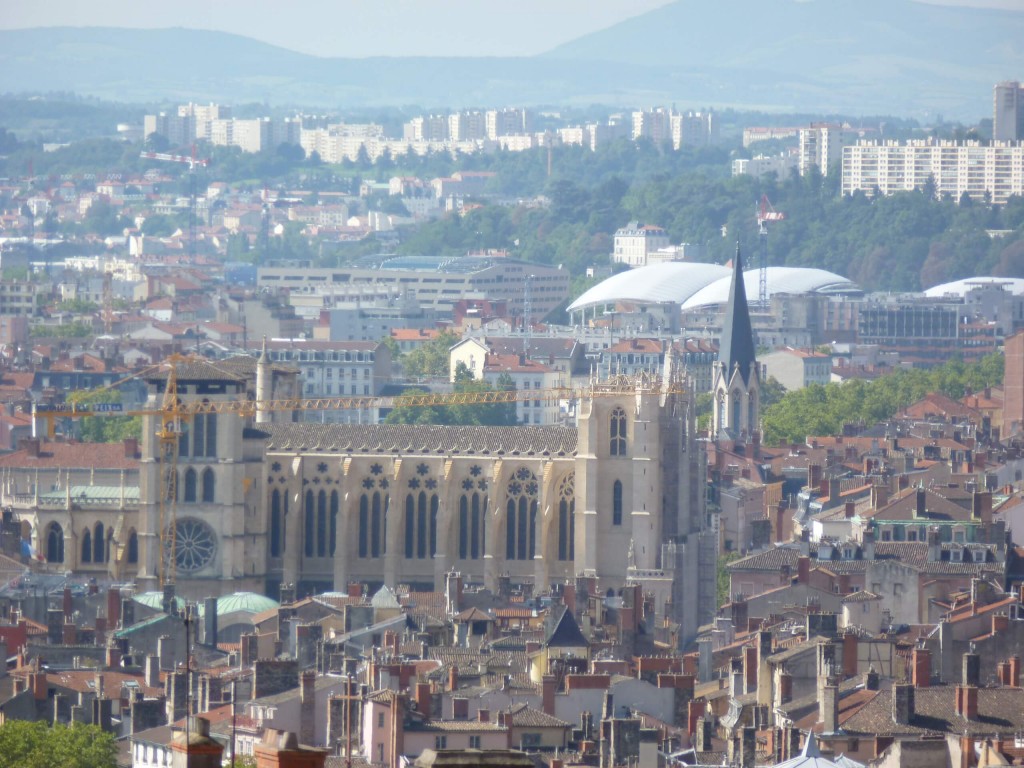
left=11, top=346, right=716, bottom=645
left=127, top=352, right=716, bottom=644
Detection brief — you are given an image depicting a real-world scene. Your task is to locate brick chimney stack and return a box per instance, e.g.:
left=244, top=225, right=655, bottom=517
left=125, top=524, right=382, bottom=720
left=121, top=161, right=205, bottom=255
left=955, top=685, right=979, bottom=721
left=892, top=683, right=914, bottom=725
left=912, top=646, right=931, bottom=688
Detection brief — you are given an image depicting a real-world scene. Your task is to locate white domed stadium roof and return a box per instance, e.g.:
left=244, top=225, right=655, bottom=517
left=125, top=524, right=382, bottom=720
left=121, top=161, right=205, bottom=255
left=681, top=267, right=860, bottom=309
left=567, top=263, right=730, bottom=312
left=923, top=276, right=1024, bottom=298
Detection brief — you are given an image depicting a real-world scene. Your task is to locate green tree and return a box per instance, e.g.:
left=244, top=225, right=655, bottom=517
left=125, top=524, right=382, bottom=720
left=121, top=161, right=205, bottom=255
left=30, top=322, right=93, bottom=339
left=141, top=213, right=180, bottom=237
left=447, top=367, right=518, bottom=426
left=761, top=354, right=1004, bottom=444
left=56, top=298, right=99, bottom=314
left=384, top=388, right=448, bottom=425
left=760, top=376, right=787, bottom=410
left=386, top=367, right=518, bottom=427
left=402, top=331, right=459, bottom=379
left=0, top=721, right=117, bottom=768
left=378, top=335, right=402, bottom=363
left=66, top=388, right=141, bottom=443
left=82, top=199, right=124, bottom=237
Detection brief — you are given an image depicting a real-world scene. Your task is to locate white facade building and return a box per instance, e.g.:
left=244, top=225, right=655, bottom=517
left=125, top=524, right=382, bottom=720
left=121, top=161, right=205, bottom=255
left=842, top=139, right=1024, bottom=204
left=612, top=222, right=670, bottom=268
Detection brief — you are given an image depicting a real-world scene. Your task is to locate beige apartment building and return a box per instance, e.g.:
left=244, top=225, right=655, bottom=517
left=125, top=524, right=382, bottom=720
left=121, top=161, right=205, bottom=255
left=842, top=139, right=1024, bottom=204
left=611, top=222, right=670, bottom=268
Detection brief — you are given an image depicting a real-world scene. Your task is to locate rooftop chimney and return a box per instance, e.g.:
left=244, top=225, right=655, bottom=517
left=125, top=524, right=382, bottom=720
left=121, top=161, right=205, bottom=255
left=963, top=651, right=981, bottom=687
left=871, top=484, right=889, bottom=510
left=912, top=646, right=931, bottom=688
left=797, top=556, right=810, bottom=585
left=955, top=685, right=979, bottom=721
left=821, top=682, right=839, bottom=734
left=892, top=683, right=914, bottom=725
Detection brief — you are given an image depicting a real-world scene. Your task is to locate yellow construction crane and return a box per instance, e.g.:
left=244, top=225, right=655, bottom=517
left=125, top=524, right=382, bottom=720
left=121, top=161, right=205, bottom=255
left=156, top=358, right=182, bottom=587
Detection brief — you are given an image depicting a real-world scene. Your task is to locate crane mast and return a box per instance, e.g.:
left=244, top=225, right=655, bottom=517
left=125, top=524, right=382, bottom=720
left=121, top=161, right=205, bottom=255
left=156, top=359, right=183, bottom=587
left=756, top=194, right=785, bottom=307
left=139, top=148, right=209, bottom=263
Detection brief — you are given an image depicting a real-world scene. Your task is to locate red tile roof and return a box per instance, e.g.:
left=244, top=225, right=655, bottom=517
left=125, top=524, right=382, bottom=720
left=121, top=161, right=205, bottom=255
left=0, top=441, right=139, bottom=470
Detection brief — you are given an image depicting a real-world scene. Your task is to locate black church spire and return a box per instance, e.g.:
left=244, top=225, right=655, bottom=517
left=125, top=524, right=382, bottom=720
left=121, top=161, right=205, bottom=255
left=719, top=242, right=757, bottom=385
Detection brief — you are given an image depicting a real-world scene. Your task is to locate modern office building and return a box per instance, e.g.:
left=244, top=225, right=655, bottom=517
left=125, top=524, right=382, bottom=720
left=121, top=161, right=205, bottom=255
left=258, top=256, right=569, bottom=323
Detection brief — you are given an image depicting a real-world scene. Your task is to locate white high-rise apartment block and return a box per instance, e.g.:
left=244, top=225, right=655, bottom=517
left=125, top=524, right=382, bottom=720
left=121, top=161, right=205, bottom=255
left=670, top=111, right=717, bottom=149
left=232, top=119, right=272, bottom=153
left=994, top=81, right=1024, bottom=141
left=632, top=108, right=671, bottom=144
left=180, top=103, right=231, bottom=141
left=842, top=139, right=1024, bottom=204
left=485, top=108, right=530, bottom=139
left=144, top=113, right=193, bottom=146
left=799, top=123, right=857, bottom=176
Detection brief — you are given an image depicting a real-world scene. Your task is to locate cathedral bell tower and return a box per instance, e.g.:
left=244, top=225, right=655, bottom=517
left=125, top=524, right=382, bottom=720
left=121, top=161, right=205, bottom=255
left=712, top=244, right=761, bottom=445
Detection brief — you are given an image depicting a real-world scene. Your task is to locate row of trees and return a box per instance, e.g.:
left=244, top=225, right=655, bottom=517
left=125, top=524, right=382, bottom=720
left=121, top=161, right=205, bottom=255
left=66, top=388, right=141, bottom=443
left=761, top=354, right=1004, bottom=445
left=0, top=721, right=116, bottom=768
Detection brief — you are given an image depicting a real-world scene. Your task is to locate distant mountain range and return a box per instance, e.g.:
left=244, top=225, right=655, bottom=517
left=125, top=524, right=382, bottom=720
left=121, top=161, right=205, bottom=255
left=1, top=1, right=1021, bottom=118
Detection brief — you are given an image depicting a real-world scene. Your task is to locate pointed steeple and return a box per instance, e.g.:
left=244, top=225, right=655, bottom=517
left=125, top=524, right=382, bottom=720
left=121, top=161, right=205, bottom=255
left=719, top=242, right=757, bottom=385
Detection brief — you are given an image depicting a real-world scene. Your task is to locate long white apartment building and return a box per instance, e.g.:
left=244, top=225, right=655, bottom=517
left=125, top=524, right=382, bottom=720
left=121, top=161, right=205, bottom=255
left=842, top=139, right=1024, bottom=204
left=144, top=103, right=301, bottom=152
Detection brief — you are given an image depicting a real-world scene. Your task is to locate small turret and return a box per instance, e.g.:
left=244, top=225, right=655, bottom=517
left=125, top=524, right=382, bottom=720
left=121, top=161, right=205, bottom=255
left=256, top=336, right=271, bottom=424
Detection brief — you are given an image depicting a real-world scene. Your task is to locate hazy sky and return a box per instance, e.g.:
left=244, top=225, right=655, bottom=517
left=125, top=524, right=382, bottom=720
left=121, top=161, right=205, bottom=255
left=2, top=0, right=1020, bottom=58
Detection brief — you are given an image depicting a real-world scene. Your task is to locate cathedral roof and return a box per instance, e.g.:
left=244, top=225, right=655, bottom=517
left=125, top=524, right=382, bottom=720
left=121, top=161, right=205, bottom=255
left=262, top=423, right=578, bottom=456
left=144, top=357, right=247, bottom=383
left=719, top=245, right=758, bottom=386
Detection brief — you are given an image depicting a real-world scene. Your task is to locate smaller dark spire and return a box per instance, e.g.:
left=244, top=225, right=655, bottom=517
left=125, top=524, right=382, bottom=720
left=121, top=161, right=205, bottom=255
left=719, top=242, right=757, bottom=385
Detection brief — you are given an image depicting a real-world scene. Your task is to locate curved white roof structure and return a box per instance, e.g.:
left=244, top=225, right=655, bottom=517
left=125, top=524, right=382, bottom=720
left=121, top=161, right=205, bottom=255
left=567, top=263, right=729, bottom=312
left=923, top=276, right=1024, bottom=298
left=681, top=267, right=860, bottom=309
